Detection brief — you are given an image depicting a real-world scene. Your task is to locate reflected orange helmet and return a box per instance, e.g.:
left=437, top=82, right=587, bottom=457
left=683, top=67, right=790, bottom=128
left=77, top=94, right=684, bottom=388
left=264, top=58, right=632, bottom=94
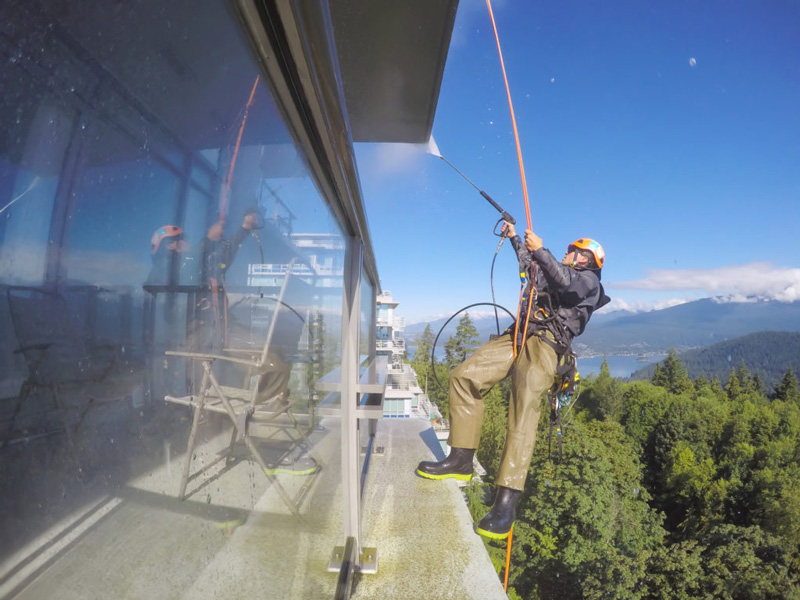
left=151, top=225, right=184, bottom=254
left=569, top=238, right=605, bottom=268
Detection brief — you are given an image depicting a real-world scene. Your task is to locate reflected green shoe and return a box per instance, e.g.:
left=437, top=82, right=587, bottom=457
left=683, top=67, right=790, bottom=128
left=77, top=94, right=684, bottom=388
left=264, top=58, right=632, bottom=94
left=265, top=455, right=319, bottom=476
left=416, top=447, right=474, bottom=481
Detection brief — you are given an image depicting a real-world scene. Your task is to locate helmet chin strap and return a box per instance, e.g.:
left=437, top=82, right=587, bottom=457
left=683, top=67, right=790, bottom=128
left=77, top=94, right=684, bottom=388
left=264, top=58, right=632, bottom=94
left=568, top=247, right=579, bottom=268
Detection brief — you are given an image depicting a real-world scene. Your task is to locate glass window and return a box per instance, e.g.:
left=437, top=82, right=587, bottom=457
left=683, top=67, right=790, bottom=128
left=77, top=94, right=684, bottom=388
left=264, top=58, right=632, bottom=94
left=1, top=1, right=347, bottom=597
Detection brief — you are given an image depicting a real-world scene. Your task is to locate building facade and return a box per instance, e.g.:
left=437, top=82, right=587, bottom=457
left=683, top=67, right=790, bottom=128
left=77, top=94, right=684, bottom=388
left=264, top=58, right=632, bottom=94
left=0, top=1, right=461, bottom=598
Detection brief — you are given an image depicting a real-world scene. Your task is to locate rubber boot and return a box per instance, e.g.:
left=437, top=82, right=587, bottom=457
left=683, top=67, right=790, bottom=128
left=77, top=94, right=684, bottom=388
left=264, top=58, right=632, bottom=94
left=416, top=447, right=475, bottom=481
left=476, top=486, right=521, bottom=540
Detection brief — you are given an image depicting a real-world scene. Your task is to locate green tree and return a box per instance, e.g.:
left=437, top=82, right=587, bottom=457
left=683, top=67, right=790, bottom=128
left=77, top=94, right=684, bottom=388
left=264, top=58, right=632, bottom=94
left=620, top=381, right=672, bottom=466
left=665, top=443, right=728, bottom=535
left=774, top=367, right=800, bottom=404
left=697, top=524, right=799, bottom=600
left=751, top=372, right=766, bottom=397
left=504, top=420, right=665, bottom=600
left=427, top=362, right=451, bottom=420
left=725, top=368, right=743, bottom=400
left=410, top=324, right=435, bottom=392
left=443, top=312, right=480, bottom=369
left=643, top=540, right=705, bottom=600
left=581, top=358, right=624, bottom=422
left=652, top=349, right=693, bottom=395
left=736, top=361, right=756, bottom=395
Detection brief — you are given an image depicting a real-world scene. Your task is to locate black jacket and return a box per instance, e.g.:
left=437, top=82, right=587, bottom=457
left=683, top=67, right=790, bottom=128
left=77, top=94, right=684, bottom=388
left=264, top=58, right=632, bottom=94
left=510, top=235, right=610, bottom=343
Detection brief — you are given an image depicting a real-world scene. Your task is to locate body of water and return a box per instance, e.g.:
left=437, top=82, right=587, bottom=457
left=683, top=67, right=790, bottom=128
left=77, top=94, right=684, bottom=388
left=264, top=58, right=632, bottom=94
left=577, top=355, right=667, bottom=379
left=410, top=346, right=665, bottom=380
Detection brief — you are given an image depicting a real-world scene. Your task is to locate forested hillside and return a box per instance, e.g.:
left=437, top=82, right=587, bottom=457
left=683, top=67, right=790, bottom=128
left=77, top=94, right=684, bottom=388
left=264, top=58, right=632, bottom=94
left=630, top=331, right=800, bottom=388
left=412, top=315, right=800, bottom=598
left=476, top=359, right=800, bottom=599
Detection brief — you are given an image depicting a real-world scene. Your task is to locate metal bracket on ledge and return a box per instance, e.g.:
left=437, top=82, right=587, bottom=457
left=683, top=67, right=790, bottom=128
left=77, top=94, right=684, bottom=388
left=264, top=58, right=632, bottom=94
left=327, top=546, right=379, bottom=575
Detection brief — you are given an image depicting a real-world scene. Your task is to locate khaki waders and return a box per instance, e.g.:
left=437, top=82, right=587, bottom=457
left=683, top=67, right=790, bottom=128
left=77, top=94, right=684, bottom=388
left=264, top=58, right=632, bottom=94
left=448, top=331, right=557, bottom=491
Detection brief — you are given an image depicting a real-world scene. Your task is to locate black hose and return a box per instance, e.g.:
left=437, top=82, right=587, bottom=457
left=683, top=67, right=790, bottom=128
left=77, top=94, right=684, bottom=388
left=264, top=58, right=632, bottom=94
left=490, top=218, right=506, bottom=333
left=429, top=302, right=515, bottom=395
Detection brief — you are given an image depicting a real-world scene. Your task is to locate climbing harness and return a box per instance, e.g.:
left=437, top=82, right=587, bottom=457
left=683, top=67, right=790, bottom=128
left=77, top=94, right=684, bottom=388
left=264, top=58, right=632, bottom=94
left=546, top=352, right=581, bottom=462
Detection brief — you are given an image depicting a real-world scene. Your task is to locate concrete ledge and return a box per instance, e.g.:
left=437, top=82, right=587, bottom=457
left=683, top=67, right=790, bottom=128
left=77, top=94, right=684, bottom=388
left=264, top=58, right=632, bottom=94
left=354, top=418, right=507, bottom=599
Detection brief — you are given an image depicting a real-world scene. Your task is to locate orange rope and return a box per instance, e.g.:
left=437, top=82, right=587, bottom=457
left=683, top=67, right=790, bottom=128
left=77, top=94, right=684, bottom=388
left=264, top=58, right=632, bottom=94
left=485, top=0, right=532, bottom=230
left=504, top=525, right=514, bottom=591
left=487, top=5, right=525, bottom=591
left=220, top=76, right=260, bottom=220
left=513, top=284, right=524, bottom=359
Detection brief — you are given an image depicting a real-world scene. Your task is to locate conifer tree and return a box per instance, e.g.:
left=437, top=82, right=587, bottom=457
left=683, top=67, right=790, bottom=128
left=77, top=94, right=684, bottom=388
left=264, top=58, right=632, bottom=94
left=735, top=361, right=757, bottom=395
left=410, top=324, right=434, bottom=389
left=444, top=312, right=480, bottom=369
left=725, top=368, right=742, bottom=400
left=774, top=367, right=800, bottom=404
left=653, top=349, right=693, bottom=395
left=750, top=372, right=765, bottom=397
left=586, top=358, right=623, bottom=422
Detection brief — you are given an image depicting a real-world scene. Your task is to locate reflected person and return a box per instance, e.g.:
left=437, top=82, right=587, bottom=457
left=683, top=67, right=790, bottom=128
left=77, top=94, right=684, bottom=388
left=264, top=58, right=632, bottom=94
left=192, top=208, right=291, bottom=405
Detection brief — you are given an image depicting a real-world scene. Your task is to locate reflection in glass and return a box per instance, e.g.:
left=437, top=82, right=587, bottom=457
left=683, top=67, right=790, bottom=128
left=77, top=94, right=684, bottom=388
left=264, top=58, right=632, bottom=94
left=0, top=1, right=347, bottom=596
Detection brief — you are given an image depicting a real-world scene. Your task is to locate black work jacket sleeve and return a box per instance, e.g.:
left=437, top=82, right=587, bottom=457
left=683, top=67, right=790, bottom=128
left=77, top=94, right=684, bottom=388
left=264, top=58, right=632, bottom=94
left=532, top=247, right=603, bottom=337
left=509, top=234, right=533, bottom=271
left=508, top=235, right=604, bottom=339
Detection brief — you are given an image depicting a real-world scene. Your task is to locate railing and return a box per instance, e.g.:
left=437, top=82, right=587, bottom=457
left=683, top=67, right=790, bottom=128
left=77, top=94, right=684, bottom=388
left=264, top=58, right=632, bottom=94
left=376, top=316, right=404, bottom=330
left=386, top=383, right=411, bottom=391
left=376, top=339, right=405, bottom=351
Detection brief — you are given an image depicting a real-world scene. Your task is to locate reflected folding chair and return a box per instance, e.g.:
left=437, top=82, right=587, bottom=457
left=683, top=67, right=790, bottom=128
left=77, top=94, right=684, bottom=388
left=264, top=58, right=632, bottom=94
left=164, top=262, right=317, bottom=514
left=3, top=286, right=140, bottom=455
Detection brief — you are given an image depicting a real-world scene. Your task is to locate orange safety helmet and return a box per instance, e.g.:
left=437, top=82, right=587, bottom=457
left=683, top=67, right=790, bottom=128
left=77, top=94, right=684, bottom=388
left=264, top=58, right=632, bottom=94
left=569, top=238, right=605, bottom=268
left=151, top=225, right=184, bottom=254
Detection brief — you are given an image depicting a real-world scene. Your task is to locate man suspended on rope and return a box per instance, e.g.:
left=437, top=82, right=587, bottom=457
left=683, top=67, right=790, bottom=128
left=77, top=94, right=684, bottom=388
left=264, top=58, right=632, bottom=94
left=416, top=222, right=610, bottom=539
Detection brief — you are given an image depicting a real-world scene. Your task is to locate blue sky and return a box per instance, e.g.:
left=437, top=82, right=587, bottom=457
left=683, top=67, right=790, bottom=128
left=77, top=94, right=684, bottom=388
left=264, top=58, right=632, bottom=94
left=354, top=0, right=800, bottom=324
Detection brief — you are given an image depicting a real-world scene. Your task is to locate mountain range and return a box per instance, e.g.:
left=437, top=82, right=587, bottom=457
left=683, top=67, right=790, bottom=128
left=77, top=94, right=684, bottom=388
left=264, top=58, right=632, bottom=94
left=403, top=297, right=800, bottom=357
left=575, top=298, right=800, bottom=355
left=628, top=331, right=800, bottom=389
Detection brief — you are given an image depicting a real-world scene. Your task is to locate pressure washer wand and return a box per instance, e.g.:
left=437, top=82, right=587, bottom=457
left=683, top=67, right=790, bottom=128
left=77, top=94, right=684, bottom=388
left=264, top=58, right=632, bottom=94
left=439, top=155, right=516, bottom=225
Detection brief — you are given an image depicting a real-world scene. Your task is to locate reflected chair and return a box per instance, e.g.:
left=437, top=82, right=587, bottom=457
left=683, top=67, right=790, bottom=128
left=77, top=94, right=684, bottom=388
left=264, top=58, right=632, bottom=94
left=164, top=262, right=317, bottom=514
left=3, top=286, right=142, bottom=456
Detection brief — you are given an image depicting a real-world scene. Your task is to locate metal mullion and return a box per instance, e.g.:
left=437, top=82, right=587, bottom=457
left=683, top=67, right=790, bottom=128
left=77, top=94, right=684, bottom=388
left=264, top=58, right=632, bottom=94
left=340, top=237, right=362, bottom=561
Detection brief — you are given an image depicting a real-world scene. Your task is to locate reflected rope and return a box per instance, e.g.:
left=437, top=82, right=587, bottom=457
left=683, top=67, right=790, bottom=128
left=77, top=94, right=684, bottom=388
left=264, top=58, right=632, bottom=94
left=220, top=76, right=260, bottom=220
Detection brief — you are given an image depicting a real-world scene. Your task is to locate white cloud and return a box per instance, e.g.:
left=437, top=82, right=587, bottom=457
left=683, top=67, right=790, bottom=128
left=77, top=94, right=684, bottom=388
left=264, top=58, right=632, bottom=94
left=600, top=297, right=690, bottom=314
left=614, top=262, right=800, bottom=302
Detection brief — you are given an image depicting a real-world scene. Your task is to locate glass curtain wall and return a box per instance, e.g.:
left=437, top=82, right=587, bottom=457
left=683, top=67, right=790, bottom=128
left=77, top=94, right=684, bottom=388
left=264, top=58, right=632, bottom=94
left=0, top=1, right=353, bottom=597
